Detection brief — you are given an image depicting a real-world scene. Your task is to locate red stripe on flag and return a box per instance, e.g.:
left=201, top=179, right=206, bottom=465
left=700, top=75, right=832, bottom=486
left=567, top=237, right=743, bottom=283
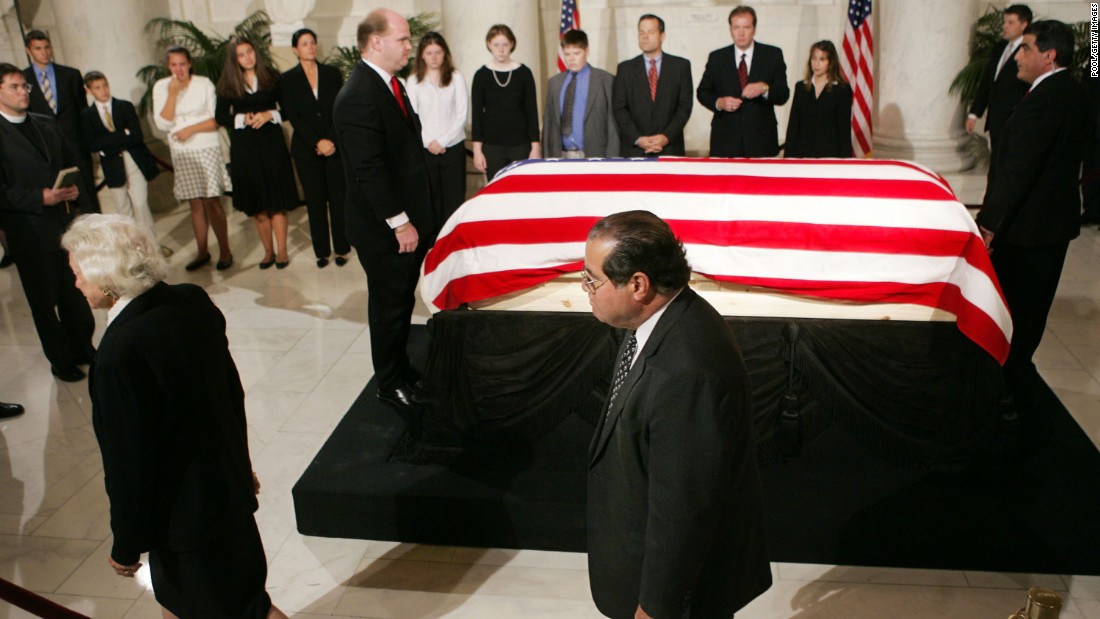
left=432, top=263, right=583, bottom=311
left=425, top=217, right=598, bottom=274
left=481, top=173, right=953, bottom=201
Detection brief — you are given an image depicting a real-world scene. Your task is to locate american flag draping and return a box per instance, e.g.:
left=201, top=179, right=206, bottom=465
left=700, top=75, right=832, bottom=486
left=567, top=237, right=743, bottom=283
left=840, top=0, right=874, bottom=158
left=557, top=0, right=580, bottom=72
left=421, top=158, right=1012, bottom=364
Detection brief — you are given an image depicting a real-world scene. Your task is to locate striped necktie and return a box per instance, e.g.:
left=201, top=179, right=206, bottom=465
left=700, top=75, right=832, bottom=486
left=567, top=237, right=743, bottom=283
left=41, top=72, right=57, bottom=113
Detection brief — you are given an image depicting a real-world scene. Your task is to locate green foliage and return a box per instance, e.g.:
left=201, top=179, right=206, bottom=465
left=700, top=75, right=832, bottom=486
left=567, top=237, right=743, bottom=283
left=322, top=12, right=439, bottom=80
left=951, top=6, right=1095, bottom=105
left=136, top=10, right=273, bottom=115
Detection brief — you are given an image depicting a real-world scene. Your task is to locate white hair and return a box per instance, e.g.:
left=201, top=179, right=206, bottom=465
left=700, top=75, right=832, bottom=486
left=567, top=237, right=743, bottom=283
left=61, top=214, right=167, bottom=297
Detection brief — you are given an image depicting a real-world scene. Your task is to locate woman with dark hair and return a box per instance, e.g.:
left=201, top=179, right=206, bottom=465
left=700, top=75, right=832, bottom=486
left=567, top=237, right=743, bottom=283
left=784, top=40, right=853, bottom=158
left=471, top=24, right=540, bottom=180
left=216, top=37, right=299, bottom=269
left=153, top=46, right=233, bottom=271
left=406, top=31, right=467, bottom=234
left=279, top=28, right=349, bottom=269
left=62, top=214, right=289, bottom=619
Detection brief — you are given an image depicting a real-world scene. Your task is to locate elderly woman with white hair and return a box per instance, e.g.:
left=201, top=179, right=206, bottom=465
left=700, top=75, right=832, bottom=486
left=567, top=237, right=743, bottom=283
left=62, top=213, right=287, bottom=619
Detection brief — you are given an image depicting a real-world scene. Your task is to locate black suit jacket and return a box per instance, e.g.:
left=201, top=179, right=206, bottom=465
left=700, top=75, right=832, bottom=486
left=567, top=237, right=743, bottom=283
left=0, top=113, right=91, bottom=257
left=80, top=98, right=160, bottom=188
left=333, top=62, right=432, bottom=252
left=697, top=42, right=790, bottom=157
left=24, top=63, right=85, bottom=149
left=977, top=70, right=1088, bottom=248
left=588, top=288, right=772, bottom=619
left=612, top=54, right=693, bottom=157
left=279, top=62, right=345, bottom=160
left=784, top=82, right=853, bottom=158
left=969, top=39, right=1029, bottom=137
left=89, top=282, right=258, bottom=565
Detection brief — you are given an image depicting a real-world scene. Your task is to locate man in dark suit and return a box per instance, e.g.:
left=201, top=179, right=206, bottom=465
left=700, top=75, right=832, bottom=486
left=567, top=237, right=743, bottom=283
left=333, top=9, right=433, bottom=411
left=23, top=30, right=99, bottom=213
left=583, top=211, right=771, bottom=619
left=976, top=20, right=1088, bottom=409
left=0, top=63, right=94, bottom=382
left=543, top=29, right=619, bottom=159
left=613, top=14, right=693, bottom=157
left=80, top=71, right=161, bottom=242
left=966, top=5, right=1031, bottom=145
left=697, top=6, right=790, bottom=157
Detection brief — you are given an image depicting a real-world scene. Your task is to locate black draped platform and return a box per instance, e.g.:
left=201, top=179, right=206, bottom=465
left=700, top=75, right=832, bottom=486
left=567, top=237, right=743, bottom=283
left=293, top=311, right=1100, bottom=574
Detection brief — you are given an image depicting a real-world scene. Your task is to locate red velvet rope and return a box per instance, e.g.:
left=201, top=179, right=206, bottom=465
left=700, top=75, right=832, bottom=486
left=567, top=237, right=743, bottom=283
left=0, top=577, right=92, bottom=619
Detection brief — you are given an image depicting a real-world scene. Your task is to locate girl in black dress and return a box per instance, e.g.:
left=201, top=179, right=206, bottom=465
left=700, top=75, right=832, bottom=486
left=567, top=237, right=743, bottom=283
left=471, top=24, right=540, bottom=180
left=216, top=37, right=300, bottom=269
left=784, top=40, right=853, bottom=159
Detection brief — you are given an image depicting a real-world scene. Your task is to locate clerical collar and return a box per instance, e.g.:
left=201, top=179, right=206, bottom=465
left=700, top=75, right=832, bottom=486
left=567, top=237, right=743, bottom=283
left=0, top=110, right=27, bottom=123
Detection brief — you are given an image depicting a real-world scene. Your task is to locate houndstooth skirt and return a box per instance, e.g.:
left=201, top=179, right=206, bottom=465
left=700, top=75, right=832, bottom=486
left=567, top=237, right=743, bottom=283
left=172, top=146, right=232, bottom=201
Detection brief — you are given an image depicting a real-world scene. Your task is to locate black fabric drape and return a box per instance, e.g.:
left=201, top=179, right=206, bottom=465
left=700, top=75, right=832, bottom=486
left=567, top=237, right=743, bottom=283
left=417, top=310, right=1005, bottom=467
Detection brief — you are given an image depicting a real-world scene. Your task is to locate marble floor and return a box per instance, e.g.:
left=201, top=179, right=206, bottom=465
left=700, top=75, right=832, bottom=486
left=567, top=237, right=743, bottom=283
left=1, top=200, right=1099, bottom=619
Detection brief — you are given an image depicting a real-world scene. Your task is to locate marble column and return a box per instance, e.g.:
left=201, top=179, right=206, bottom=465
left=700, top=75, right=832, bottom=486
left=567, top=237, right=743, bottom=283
left=873, top=0, right=978, bottom=172
left=47, top=0, right=160, bottom=105
left=265, top=0, right=315, bottom=70
left=441, top=0, right=542, bottom=103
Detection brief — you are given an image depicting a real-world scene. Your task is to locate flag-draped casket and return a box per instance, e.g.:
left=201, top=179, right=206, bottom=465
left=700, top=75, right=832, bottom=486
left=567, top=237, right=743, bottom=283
left=422, top=158, right=1011, bottom=365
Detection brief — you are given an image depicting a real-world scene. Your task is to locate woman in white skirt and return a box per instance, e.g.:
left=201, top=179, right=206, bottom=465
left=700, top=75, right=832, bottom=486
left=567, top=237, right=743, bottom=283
left=153, top=46, right=234, bottom=271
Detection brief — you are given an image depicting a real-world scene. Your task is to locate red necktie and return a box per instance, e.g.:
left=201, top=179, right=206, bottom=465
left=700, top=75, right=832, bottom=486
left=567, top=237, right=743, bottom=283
left=391, top=76, right=408, bottom=118
left=647, top=59, right=658, bottom=101
left=738, top=54, right=749, bottom=91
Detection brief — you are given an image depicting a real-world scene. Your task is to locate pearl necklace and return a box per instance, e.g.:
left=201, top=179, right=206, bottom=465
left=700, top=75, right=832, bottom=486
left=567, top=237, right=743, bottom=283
left=491, top=68, right=513, bottom=88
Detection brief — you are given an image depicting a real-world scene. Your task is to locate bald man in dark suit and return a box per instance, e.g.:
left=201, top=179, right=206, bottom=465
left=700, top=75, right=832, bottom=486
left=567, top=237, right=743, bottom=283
left=333, top=9, right=433, bottom=411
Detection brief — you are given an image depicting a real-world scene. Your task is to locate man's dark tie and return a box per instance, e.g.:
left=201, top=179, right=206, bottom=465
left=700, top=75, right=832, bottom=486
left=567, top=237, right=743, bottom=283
left=606, top=333, right=637, bottom=417
left=561, top=71, right=577, bottom=137
left=738, top=53, right=749, bottom=91
left=648, top=60, right=658, bottom=101
left=390, top=76, right=408, bottom=118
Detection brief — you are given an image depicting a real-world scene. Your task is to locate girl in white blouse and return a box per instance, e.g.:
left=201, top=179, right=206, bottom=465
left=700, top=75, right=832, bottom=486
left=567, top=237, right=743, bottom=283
left=406, top=31, right=468, bottom=237
left=152, top=46, right=233, bottom=271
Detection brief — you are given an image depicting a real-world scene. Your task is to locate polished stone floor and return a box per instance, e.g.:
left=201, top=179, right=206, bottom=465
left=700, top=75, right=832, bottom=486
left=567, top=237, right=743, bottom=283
left=1, top=201, right=1099, bottom=619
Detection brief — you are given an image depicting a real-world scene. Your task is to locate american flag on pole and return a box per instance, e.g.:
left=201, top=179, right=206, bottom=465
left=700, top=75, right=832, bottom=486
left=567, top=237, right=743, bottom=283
left=421, top=158, right=1012, bottom=364
left=840, top=0, right=874, bottom=158
left=557, top=0, right=580, bottom=72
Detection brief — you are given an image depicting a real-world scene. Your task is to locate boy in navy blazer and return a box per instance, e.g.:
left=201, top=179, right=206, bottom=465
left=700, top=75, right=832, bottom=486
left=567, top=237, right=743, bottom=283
left=81, top=71, right=163, bottom=250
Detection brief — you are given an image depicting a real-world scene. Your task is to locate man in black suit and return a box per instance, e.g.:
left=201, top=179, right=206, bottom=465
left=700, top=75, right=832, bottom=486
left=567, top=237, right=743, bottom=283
left=613, top=15, right=694, bottom=157
left=976, top=20, right=1088, bottom=409
left=23, top=30, right=98, bottom=213
left=583, top=211, right=771, bottom=619
left=0, top=63, right=94, bottom=382
left=333, top=9, right=433, bottom=411
left=697, top=6, right=789, bottom=157
left=966, top=5, right=1031, bottom=145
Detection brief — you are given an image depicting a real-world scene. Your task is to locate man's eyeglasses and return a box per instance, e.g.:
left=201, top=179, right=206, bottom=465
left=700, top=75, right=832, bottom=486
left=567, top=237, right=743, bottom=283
left=4, top=84, right=33, bottom=93
left=580, top=270, right=608, bottom=294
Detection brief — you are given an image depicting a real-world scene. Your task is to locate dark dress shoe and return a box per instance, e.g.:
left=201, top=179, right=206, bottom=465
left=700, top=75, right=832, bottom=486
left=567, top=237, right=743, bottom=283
left=317, top=257, right=329, bottom=268
left=215, top=255, right=234, bottom=271
left=0, top=401, right=24, bottom=419
left=185, top=254, right=211, bottom=271
left=259, top=258, right=275, bottom=270
left=51, top=365, right=85, bottom=382
left=334, top=256, right=348, bottom=267
left=377, top=386, right=419, bottom=411
left=276, top=259, right=290, bottom=270
left=0, top=254, right=13, bottom=268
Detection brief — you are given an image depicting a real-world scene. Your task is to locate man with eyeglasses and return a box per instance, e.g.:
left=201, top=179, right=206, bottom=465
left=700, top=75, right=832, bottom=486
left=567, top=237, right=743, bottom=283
left=0, top=63, right=95, bottom=382
left=583, top=210, right=771, bottom=619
